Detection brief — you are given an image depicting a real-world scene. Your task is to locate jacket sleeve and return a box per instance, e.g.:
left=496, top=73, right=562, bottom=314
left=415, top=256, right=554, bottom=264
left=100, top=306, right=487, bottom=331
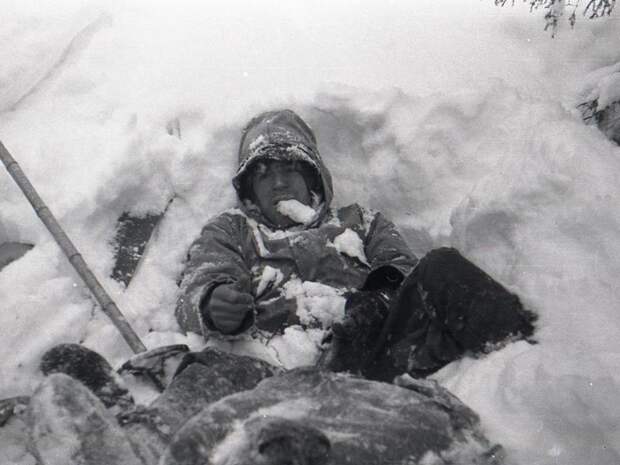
left=174, top=213, right=253, bottom=337
left=363, top=210, right=418, bottom=290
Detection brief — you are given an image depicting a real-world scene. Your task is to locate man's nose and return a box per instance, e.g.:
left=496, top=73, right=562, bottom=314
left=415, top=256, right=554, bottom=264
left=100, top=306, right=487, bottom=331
left=272, top=171, right=288, bottom=189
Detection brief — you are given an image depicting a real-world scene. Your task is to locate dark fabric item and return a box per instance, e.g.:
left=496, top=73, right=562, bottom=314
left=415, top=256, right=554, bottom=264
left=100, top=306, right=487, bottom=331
left=323, top=248, right=537, bottom=381
left=386, top=247, right=537, bottom=378
left=111, top=209, right=168, bottom=287
left=39, top=343, right=134, bottom=410
left=318, top=291, right=391, bottom=375
left=161, top=368, right=504, bottom=465
left=118, top=344, right=190, bottom=391
left=149, top=347, right=277, bottom=433
left=362, top=264, right=406, bottom=291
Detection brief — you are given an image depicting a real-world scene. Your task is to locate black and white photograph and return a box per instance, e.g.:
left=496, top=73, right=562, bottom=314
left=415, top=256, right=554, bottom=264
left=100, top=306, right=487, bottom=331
left=1, top=1, right=619, bottom=464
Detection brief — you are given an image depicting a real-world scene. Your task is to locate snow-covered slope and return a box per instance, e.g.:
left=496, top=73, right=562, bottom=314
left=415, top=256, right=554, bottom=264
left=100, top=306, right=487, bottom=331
left=1, top=2, right=619, bottom=464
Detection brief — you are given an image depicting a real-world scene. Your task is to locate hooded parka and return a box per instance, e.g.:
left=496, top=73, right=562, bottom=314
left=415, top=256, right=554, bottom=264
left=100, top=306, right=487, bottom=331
left=175, top=110, right=418, bottom=338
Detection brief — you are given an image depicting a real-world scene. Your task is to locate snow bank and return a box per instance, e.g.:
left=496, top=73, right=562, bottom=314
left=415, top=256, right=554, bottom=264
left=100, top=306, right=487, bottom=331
left=1, top=2, right=619, bottom=465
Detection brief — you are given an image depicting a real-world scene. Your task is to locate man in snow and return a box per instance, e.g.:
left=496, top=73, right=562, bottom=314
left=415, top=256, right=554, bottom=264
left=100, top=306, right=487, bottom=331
left=174, top=109, right=536, bottom=379
left=26, top=109, right=532, bottom=464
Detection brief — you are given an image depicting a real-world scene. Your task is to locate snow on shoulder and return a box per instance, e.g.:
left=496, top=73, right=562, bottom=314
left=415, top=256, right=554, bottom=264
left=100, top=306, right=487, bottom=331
left=332, top=229, right=369, bottom=266
left=276, top=200, right=317, bottom=225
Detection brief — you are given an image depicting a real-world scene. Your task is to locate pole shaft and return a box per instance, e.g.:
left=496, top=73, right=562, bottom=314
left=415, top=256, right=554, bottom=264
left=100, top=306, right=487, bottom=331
left=0, top=141, right=146, bottom=354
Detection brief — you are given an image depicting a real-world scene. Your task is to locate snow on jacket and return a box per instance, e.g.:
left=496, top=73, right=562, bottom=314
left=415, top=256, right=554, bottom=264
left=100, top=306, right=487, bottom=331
left=175, top=110, right=418, bottom=339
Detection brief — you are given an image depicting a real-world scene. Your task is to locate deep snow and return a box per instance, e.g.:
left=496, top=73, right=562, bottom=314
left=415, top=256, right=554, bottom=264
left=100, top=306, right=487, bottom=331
left=1, top=1, right=620, bottom=464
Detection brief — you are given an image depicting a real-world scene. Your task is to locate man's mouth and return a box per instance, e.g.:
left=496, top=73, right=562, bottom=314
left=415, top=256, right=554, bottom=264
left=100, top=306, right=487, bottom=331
left=272, top=193, right=293, bottom=204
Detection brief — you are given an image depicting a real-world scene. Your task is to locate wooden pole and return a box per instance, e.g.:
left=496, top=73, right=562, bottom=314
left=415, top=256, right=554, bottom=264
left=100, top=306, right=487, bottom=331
left=0, top=141, right=147, bottom=354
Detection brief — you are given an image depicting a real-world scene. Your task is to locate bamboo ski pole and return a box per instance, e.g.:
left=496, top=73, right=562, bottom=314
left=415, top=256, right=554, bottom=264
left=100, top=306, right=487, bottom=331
left=0, top=141, right=147, bottom=354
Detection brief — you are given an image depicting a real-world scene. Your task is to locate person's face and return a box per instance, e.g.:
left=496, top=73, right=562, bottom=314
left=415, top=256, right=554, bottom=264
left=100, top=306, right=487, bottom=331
left=251, top=160, right=312, bottom=228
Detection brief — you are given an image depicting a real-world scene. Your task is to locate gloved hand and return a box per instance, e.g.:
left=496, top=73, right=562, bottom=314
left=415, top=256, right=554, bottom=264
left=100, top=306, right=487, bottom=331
left=204, top=283, right=254, bottom=334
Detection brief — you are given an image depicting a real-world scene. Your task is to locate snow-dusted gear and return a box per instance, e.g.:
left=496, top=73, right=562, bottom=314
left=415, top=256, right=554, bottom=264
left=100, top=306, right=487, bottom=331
left=118, top=344, right=190, bottom=392
left=161, top=368, right=505, bottom=465
left=40, top=343, right=135, bottom=411
left=322, top=248, right=536, bottom=380
left=29, top=373, right=144, bottom=465
left=175, top=204, right=417, bottom=337
left=0, top=396, right=28, bottom=427
left=149, top=347, right=277, bottom=432
left=111, top=207, right=169, bottom=287
left=175, top=109, right=418, bottom=338
left=378, top=248, right=536, bottom=379
left=318, top=290, right=392, bottom=374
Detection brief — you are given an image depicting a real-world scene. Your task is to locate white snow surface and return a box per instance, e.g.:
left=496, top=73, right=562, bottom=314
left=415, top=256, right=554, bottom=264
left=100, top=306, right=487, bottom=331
left=1, top=2, right=620, bottom=464
left=276, top=199, right=317, bottom=225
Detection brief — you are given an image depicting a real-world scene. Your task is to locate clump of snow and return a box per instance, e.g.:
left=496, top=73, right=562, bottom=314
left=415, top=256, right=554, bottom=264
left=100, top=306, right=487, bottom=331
left=578, top=62, right=620, bottom=108
left=203, top=278, right=346, bottom=369
left=205, top=326, right=325, bottom=369
left=332, top=228, right=369, bottom=265
left=266, top=326, right=326, bottom=368
left=255, top=265, right=284, bottom=297
left=276, top=199, right=317, bottom=225
left=283, top=279, right=346, bottom=328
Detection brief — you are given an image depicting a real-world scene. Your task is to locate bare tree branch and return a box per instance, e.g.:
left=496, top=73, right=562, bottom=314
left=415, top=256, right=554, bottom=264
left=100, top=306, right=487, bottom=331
left=495, top=0, right=616, bottom=34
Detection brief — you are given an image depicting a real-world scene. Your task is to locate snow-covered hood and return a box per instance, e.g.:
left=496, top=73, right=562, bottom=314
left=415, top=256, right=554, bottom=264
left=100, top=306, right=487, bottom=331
left=232, top=109, right=334, bottom=228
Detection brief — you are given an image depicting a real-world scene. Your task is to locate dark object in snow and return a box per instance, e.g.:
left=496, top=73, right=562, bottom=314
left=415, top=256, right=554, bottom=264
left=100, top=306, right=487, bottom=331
left=40, top=343, right=135, bottom=410
left=0, top=241, right=33, bottom=271
left=111, top=210, right=167, bottom=287
left=28, top=347, right=279, bottom=465
left=323, top=248, right=537, bottom=381
left=579, top=98, right=620, bottom=145
left=0, top=396, right=29, bottom=427
left=149, top=347, right=279, bottom=433
left=384, top=247, right=536, bottom=378
left=161, top=368, right=505, bottom=465
left=119, top=344, right=190, bottom=392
